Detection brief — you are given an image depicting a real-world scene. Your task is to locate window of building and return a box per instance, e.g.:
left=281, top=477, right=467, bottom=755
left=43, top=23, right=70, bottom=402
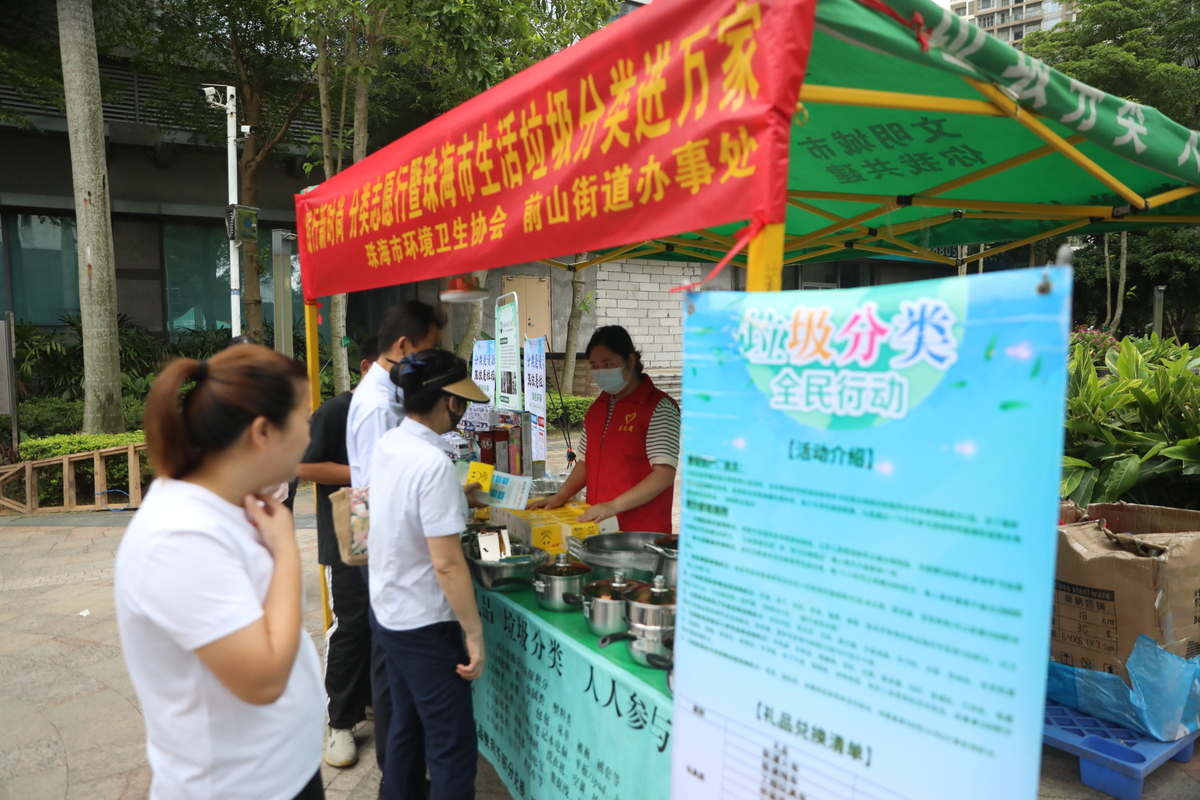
left=1026, top=20, right=1041, bottom=32
left=955, top=5, right=966, bottom=14
left=163, top=221, right=232, bottom=337
left=5, top=214, right=80, bottom=326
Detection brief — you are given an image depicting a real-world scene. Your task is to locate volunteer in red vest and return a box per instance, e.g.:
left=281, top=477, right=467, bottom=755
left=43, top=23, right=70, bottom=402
left=531, top=325, right=679, bottom=534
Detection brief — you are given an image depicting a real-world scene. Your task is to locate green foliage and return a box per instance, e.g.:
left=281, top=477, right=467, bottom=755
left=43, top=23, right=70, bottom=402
left=1024, top=0, right=1200, bottom=129
left=1070, top=326, right=1119, bottom=365
left=0, top=398, right=145, bottom=450
left=1071, top=229, right=1200, bottom=341
left=16, top=432, right=151, bottom=508
left=1062, top=337, right=1200, bottom=508
left=546, top=394, right=594, bottom=429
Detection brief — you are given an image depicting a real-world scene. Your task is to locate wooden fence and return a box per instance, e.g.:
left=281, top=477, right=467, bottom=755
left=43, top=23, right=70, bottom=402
left=0, top=443, right=149, bottom=515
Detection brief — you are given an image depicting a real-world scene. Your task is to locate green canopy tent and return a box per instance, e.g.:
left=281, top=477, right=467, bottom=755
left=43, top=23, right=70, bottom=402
left=531, top=0, right=1200, bottom=277
left=296, top=0, right=1200, bottom=394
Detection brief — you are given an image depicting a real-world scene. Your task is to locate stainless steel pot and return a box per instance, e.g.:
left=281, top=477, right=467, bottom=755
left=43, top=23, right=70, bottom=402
left=624, top=575, right=676, bottom=629
left=644, top=535, right=679, bottom=587
left=463, top=540, right=549, bottom=593
left=563, top=571, right=648, bottom=636
left=597, top=623, right=673, bottom=668
left=572, top=531, right=660, bottom=582
left=532, top=554, right=592, bottom=612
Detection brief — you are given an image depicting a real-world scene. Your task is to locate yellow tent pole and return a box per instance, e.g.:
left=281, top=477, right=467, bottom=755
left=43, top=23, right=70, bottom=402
left=671, top=243, right=748, bottom=266
left=847, top=242, right=957, bottom=265
left=964, top=78, right=1148, bottom=211
left=968, top=219, right=1091, bottom=264
left=1144, top=185, right=1200, bottom=210
left=570, top=241, right=649, bottom=271
left=784, top=245, right=846, bottom=265
left=787, top=190, right=1113, bottom=218
left=747, top=223, right=785, bottom=291
left=799, top=85, right=1006, bottom=117
left=1125, top=214, right=1200, bottom=224
left=784, top=205, right=898, bottom=253
left=304, top=301, right=321, bottom=413
left=787, top=190, right=897, bottom=205
left=689, top=228, right=739, bottom=247
left=539, top=258, right=571, bottom=270
left=303, top=300, right=333, bottom=632
left=911, top=196, right=1112, bottom=217
left=917, top=135, right=1087, bottom=198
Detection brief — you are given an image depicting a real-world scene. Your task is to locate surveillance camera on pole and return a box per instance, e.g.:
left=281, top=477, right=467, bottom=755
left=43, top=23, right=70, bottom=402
left=202, top=84, right=243, bottom=335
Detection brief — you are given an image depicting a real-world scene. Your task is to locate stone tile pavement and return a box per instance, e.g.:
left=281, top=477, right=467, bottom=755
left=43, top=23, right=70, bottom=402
left=0, top=467, right=1197, bottom=798
left=0, top=502, right=512, bottom=800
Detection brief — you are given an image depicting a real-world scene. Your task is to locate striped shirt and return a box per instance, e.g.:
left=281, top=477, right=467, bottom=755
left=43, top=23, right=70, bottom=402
left=577, top=396, right=680, bottom=469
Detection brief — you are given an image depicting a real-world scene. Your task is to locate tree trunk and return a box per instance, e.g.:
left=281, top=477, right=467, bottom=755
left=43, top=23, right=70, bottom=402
left=317, top=33, right=335, bottom=182
left=455, top=270, right=489, bottom=358
left=1028, top=243, right=1037, bottom=267
left=562, top=267, right=587, bottom=397
left=58, top=0, right=123, bottom=433
left=957, top=245, right=966, bottom=277
left=318, top=33, right=350, bottom=394
left=1102, top=233, right=1112, bottom=329
left=1109, top=231, right=1128, bottom=333
left=977, top=243, right=984, bottom=274
left=437, top=277, right=455, bottom=350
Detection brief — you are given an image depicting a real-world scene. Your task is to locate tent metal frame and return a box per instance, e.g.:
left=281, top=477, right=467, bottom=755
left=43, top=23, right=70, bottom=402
left=303, top=78, right=1200, bottom=403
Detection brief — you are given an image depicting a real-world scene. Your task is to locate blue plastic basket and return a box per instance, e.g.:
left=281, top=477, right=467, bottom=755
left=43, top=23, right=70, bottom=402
left=1043, top=699, right=1198, bottom=800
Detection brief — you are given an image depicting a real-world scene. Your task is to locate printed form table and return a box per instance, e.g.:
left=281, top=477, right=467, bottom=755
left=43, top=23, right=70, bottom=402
left=474, top=588, right=672, bottom=800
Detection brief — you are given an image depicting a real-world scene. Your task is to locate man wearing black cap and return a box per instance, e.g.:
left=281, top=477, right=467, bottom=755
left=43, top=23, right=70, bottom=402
left=367, top=349, right=490, bottom=800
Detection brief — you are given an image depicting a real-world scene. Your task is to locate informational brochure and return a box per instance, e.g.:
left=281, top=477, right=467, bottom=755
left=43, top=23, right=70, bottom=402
left=524, top=336, right=548, bottom=461
left=672, top=269, right=1072, bottom=800
left=464, top=339, right=497, bottom=429
left=486, top=471, right=533, bottom=510
left=496, top=296, right=522, bottom=411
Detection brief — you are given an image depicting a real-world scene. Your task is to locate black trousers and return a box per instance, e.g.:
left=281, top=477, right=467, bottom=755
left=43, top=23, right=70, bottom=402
left=324, top=561, right=374, bottom=730
left=374, top=620, right=477, bottom=800
left=363, top=566, right=393, bottom=775
left=292, top=769, right=324, bottom=800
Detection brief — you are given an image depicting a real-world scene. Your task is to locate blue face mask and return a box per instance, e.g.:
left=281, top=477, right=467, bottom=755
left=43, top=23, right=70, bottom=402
left=593, top=367, right=628, bottom=395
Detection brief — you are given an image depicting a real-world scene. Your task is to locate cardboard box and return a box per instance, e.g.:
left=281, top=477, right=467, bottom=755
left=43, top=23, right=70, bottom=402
left=1053, top=502, right=1200, bottom=681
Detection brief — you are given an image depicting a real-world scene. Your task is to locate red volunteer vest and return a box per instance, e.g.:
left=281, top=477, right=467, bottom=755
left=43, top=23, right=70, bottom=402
left=583, top=375, right=677, bottom=534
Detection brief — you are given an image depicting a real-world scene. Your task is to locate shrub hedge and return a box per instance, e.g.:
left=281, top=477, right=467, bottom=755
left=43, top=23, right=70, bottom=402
left=546, top=394, right=595, bottom=429
left=13, top=432, right=152, bottom=508
left=0, top=398, right=145, bottom=447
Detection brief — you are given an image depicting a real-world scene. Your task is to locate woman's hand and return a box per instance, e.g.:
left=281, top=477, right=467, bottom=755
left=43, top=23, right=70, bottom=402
left=577, top=501, right=618, bottom=524
left=243, top=493, right=296, bottom=557
left=528, top=493, right=565, bottom=511
left=464, top=482, right=488, bottom=509
left=457, top=632, right=486, bottom=681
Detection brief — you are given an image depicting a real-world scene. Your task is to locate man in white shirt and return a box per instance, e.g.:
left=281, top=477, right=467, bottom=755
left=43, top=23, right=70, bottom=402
left=344, top=300, right=443, bottom=784
left=368, top=349, right=488, bottom=800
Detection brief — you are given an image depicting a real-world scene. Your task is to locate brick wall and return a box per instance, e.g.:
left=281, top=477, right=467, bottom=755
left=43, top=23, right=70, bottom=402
left=592, top=258, right=735, bottom=373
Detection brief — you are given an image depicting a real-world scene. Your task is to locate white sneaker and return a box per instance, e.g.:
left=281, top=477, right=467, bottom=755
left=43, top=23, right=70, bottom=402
left=324, top=726, right=358, bottom=768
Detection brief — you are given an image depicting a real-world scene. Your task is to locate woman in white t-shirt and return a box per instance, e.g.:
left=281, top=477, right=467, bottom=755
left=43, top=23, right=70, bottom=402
left=115, top=344, right=325, bottom=800
left=368, top=349, right=489, bottom=800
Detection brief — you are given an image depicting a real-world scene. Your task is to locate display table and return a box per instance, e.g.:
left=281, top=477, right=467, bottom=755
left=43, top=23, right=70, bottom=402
left=473, top=587, right=672, bottom=800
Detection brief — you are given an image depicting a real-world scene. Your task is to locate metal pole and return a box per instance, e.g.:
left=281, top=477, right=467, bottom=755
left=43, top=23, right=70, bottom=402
left=226, top=86, right=241, bottom=336
left=6, top=312, right=16, bottom=451
left=1152, top=285, right=1165, bottom=337
left=272, top=229, right=294, bottom=357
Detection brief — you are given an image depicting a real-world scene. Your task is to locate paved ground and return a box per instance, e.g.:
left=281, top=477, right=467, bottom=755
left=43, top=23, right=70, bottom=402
left=0, top=439, right=1197, bottom=798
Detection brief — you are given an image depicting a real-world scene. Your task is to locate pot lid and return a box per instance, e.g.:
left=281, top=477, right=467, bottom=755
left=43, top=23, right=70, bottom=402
left=623, top=575, right=676, bottom=606
left=534, top=552, right=592, bottom=578
left=654, top=535, right=679, bottom=552
left=584, top=570, right=648, bottom=601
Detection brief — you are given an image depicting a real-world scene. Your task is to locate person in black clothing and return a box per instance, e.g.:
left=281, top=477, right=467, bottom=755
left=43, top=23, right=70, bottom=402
left=297, top=337, right=380, bottom=770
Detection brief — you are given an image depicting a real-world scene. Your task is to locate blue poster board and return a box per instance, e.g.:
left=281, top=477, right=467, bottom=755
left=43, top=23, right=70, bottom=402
left=671, top=269, right=1071, bottom=800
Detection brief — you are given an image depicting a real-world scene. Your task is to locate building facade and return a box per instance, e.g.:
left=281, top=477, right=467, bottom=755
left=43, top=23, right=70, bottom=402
left=951, top=0, right=1076, bottom=48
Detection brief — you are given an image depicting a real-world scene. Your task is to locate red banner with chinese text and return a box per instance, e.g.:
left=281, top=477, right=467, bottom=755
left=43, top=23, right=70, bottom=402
left=296, top=0, right=816, bottom=300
